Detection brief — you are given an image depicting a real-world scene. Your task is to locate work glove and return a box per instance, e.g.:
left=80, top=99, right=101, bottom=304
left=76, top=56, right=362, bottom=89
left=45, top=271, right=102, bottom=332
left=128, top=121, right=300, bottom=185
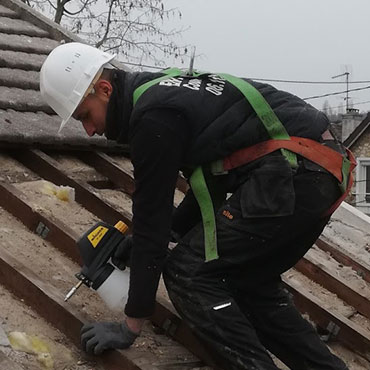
left=111, top=235, right=133, bottom=270
left=81, top=321, right=139, bottom=355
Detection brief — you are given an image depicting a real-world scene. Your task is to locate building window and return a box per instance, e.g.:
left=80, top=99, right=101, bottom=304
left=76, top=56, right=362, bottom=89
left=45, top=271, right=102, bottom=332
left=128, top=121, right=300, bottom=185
left=356, top=158, right=370, bottom=206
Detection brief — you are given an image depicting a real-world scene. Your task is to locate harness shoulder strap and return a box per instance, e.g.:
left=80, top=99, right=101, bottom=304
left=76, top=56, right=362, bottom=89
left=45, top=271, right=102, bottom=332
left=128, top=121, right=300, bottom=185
left=218, top=74, right=298, bottom=168
left=191, top=74, right=300, bottom=261
left=131, top=70, right=300, bottom=263
left=133, top=68, right=182, bottom=105
left=189, top=167, right=219, bottom=261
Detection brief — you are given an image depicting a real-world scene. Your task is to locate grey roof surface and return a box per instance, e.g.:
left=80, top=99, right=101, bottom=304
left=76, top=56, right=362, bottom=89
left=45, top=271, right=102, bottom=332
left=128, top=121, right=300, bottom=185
left=0, top=109, right=115, bottom=149
left=329, top=122, right=342, bottom=142
left=0, top=15, right=49, bottom=36
left=0, top=0, right=121, bottom=150
left=0, top=3, right=17, bottom=17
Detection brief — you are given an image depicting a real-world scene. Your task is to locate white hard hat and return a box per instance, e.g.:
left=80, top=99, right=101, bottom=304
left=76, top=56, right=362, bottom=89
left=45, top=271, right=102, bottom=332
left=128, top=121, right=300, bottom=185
left=40, top=42, right=116, bottom=133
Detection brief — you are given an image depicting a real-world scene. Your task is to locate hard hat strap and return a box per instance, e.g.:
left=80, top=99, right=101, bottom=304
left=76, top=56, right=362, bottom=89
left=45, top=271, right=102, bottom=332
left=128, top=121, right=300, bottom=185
left=82, top=67, right=105, bottom=100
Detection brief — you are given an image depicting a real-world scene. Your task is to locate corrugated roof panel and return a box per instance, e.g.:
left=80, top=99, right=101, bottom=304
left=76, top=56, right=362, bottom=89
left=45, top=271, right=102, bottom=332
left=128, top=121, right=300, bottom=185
left=0, top=1, right=121, bottom=149
left=0, top=16, right=49, bottom=37
left=0, top=67, right=39, bottom=90
left=0, top=4, right=18, bottom=18
left=0, top=110, right=110, bottom=147
left=0, top=86, right=51, bottom=112
left=0, top=32, right=59, bottom=54
left=0, top=49, right=46, bottom=71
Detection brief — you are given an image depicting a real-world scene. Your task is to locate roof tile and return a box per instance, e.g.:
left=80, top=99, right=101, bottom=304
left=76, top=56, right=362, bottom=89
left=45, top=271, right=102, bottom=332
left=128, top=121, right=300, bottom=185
left=0, top=67, right=39, bottom=90
left=0, top=49, right=46, bottom=71
left=0, top=32, right=59, bottom=54
left=0, top=110, right=109, bottom=147
left=0, top=4, right=18, bottom=18
left=0, top=16, right=49, bottom=37
left=0, top=86, right=52, bottom=112
left=0, top=1, right=121, bottom=150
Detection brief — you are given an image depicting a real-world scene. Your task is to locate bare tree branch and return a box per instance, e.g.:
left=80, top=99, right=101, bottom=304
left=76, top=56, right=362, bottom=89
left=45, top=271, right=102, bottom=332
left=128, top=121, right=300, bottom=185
left=95, top=0, right=115, bottom=48
left=26, top=0, right=189, bottom=67
left=63, top=0, right=92, bottom=16
left=54, top=0, right=71, bottom=23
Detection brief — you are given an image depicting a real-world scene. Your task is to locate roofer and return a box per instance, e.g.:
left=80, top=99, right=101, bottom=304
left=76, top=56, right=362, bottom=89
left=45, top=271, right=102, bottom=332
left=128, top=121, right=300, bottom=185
left=40, top=42, right=355, bottom=370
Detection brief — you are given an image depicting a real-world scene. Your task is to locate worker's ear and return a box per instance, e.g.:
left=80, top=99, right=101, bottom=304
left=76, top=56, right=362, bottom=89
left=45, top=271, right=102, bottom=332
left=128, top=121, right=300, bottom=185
left=94, top=79, right=113, bottom=100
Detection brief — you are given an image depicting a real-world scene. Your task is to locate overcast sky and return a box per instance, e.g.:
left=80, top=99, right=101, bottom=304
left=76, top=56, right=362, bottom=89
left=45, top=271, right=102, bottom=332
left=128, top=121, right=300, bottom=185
left=160, top=0, right=370, bottom=113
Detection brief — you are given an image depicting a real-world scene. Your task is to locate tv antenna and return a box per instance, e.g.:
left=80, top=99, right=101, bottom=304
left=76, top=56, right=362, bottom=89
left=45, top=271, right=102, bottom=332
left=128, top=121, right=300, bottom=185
left=332, top=69, right=350, bottom=113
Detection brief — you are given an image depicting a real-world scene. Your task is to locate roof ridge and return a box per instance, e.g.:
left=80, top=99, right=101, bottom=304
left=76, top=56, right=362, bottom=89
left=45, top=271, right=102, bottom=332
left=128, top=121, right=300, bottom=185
left=344, top=112, right=370, bottom=148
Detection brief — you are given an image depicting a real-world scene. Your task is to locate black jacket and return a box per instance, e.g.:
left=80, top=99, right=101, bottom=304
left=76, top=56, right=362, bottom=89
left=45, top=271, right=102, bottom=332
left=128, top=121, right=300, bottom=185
left=105, top=69, right=329, bottom=317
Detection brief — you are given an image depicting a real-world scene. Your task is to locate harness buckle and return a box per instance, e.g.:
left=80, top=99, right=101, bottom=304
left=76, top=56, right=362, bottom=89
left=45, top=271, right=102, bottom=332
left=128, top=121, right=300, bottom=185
left=210, top=160, right=228, bottom=175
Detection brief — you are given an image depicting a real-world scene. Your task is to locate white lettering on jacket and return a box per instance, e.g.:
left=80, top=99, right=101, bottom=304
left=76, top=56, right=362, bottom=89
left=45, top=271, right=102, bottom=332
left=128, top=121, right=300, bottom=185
left=205, top=83, right=224, bottom=96
left=159, top=77, right=184, bottom=87
left=206, top=74, right=226, bottom=96
left=183, top=78, right=202, bottom=91
left=158, top=74, right=225, bottom=96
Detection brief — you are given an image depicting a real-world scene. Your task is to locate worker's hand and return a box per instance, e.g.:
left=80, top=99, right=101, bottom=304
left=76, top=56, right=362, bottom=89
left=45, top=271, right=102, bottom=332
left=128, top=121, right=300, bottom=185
left=112, top=235, right=133, bottom=270
left=125, top=316, right=146, bottom=333
left=80, top=321, right=139, bottom=355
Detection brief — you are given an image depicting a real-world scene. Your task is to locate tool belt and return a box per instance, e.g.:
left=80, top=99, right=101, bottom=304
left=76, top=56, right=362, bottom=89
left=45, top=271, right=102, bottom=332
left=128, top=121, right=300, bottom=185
left=133, top=68, right=357, bottom=263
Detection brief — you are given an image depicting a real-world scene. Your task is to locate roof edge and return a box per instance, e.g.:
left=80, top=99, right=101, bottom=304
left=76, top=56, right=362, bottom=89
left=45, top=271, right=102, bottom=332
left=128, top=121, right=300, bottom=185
left=333, top=201, right=370, bottom=231
left=344, top=112, right=370, bottom=148
left=2, top=0, right=129, bottom=71
left=2, top=0, right=83, bottom=43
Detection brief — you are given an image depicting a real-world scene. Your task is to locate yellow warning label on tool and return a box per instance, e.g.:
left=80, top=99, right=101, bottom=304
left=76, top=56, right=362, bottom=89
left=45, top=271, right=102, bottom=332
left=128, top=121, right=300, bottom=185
left=88, top=226, right=109, bottom=248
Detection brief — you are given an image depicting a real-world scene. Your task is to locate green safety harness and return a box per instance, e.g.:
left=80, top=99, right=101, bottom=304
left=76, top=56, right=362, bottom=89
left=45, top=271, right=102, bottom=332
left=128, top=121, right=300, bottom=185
left=133, top=68, right=355, bottom=263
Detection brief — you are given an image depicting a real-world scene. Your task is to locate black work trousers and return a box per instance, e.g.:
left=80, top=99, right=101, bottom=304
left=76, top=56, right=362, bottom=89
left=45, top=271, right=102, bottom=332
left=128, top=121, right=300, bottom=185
left=163, top=166, right=348, bottom=370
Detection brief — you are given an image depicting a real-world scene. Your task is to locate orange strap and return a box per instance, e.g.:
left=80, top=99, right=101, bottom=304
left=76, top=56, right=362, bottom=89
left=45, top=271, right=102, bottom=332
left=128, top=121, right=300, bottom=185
left=221, top=137, right=357, bottom=216
left=223, top=137, right=355, bottom=183
left=324, top=169, right=354, bottom=216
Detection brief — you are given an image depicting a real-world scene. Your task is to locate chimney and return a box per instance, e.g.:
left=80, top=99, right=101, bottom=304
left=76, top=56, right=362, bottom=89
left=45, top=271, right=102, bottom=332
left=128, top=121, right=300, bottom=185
left=341, top=108, right=364, bottom=142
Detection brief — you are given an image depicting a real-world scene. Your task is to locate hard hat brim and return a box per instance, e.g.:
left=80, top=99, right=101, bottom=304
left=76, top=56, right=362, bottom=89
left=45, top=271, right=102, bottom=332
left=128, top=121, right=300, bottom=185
left=58, top=117, right=71, bottom=134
